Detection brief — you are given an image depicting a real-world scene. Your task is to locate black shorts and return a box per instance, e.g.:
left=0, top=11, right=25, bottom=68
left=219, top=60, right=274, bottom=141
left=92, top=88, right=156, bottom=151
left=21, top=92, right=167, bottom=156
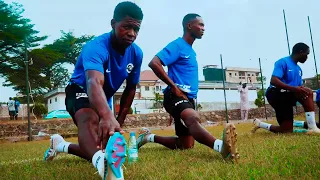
left=266, top=88, right=298, bottom=125
left=65, top=83, right=91, bottom=125
left=163, top=90, right=196, bottom=136
left=9, top=111, right=16, bottom=116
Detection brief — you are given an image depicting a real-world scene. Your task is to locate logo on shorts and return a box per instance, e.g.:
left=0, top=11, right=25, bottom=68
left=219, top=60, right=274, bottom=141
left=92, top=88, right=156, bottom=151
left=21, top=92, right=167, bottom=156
left=76, top=93, right=88, bottom=99
left=174, top=100, right=189, bottom=107
left=126, top=63, right=134, bottom=73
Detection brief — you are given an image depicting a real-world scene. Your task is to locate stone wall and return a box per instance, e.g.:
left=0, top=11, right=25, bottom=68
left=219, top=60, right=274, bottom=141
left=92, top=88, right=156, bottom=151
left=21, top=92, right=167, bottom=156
left=0, top=105, right=311, bottom=140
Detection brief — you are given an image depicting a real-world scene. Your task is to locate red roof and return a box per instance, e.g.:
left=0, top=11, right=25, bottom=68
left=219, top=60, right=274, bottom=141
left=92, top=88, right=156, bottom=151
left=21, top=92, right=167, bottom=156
left=140, top=70, right=159, bottom=81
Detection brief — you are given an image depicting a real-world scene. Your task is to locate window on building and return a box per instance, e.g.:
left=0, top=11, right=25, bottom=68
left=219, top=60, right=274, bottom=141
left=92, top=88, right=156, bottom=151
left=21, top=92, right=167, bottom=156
left=145, top=86, right=149, bottom=91
left=256, top=72, right=260, bottom=76
left=50, top=99, right=52, bottom=104
left=229, top=73, right=232, bottom=77
left=156, top=86, right=160, bottom=91
left=248, top=74, right=251, bottom=76
left=235, top=73, right=237, bottom=76
left=239, top=71, right=245, bottom=76
left=55, top=97, right=57, bottom=102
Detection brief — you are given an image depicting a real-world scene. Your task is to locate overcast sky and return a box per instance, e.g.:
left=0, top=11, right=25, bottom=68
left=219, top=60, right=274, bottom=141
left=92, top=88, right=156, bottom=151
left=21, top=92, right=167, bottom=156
left=1, top=0, right=320, bottom=102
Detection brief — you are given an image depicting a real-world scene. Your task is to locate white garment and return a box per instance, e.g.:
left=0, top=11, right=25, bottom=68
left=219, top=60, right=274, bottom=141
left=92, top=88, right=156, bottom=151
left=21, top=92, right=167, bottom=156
left=238, top=86, right=249, bottom=110
left=7, top=100, right=15, bottom=111
left=241, top=110, right=248, bottom=120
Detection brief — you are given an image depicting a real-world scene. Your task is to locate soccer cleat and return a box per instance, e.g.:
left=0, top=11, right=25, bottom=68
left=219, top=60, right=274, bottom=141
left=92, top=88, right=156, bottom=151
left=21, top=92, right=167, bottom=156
left=103, top=132, right=127, bottom=180
left=43, top=148, right=56, bottom=161
left=220, top=123, right=239, bottom=162
left=139, top=127, right=151, bottom=135
left=307, top=128, right=320, bottom=134
left=251, top=118, right=261, bottom=133
left=43, top=134, right=65, bottom=161
left=137, top=128, right=151, bottom=149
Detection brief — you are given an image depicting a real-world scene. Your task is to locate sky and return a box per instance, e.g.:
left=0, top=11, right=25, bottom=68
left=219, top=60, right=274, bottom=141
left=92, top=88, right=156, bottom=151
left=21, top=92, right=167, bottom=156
left=1, top=0, right=320, bottom=102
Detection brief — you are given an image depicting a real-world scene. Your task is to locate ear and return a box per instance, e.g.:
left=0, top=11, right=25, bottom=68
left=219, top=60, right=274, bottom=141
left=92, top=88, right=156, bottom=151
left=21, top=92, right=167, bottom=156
left=187, top=23, right=192, bottom=30
left=111, top=19, right=116, bottom=29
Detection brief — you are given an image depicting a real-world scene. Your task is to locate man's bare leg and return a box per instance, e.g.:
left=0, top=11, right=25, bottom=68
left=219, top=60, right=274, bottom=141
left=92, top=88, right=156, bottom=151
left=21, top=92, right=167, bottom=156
left=138, top=109, right=239, bottom=160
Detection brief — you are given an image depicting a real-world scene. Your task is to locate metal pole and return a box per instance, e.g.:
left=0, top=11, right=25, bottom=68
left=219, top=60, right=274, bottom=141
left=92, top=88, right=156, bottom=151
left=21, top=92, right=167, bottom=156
left=283, top=9, right=291, bottom=55
left=220, top=54, right=228, bottom=123
left=308, top=16, right=319, bottom=89
left=259, top=58, right=268, bottom=120
left=25, top=38, right=31, bottom=141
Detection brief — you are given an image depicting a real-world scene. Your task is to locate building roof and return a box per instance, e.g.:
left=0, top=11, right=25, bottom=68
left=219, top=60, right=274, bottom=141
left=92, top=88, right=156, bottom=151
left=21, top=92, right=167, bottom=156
left=44, top=88, right=65, bottom=99
left=140, top=70, right=159, bottom=81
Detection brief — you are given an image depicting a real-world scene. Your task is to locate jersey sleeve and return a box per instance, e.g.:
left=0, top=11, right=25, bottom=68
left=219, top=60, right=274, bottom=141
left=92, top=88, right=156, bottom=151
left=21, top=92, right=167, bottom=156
left=82, top=43, right=108, bottom=73
left=127, top=47, right=143, bottom=86
left=272, top=60, right=285, bottom=79
left=156, top=41, right=180, bottom=66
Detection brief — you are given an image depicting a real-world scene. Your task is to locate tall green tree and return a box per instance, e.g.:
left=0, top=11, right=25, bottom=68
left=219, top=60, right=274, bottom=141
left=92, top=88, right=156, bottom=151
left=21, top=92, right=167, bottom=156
left=0, top=1, right=47, bottom=70
left=45, top=30, right=94, bottom=65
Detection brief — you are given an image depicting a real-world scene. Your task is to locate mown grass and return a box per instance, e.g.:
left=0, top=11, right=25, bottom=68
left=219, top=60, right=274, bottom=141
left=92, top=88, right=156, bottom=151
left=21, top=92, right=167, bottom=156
left=0, top=119, right=320, bottom=180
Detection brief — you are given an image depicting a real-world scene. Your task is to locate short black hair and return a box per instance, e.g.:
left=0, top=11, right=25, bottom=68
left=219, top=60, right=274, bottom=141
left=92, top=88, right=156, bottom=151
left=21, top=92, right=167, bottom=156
left=292, top=42, right=309, bottom=55
left=113, top=1, right=143, bottom=22
left=182, top=13, right=201, bottom=30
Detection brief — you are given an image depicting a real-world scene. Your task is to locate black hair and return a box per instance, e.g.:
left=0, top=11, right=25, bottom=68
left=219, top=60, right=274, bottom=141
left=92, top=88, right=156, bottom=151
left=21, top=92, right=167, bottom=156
left=182, top=13, right=201, bottom=30
left=292, top=42, right=309, bottom=55
left=113, top=1, right=143, bottom=22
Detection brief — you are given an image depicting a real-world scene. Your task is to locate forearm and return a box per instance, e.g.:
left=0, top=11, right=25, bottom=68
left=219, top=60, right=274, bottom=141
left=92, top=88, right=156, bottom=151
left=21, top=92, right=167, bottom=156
left=117, top=86, right=136, bottom=124
left=149, top=57, right=176, bottom=87
left=270, top=76, right=296, bottom=91
left=87, top=79, right=113, bottom=120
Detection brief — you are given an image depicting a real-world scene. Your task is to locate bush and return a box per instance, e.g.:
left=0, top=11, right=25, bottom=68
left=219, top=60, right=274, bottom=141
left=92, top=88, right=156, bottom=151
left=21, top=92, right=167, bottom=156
left=31, top=103, right=48, bottom=117
left=254, top=89, right=265, bottom=108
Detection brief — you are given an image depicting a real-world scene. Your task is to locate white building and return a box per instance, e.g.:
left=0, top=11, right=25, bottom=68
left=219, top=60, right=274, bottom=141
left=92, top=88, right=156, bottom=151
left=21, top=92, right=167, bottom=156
left=44, top=88, right=66, bottom=112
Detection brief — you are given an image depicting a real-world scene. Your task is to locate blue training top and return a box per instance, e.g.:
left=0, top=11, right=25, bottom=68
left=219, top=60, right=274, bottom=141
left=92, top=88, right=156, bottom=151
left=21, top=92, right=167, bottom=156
left=70, top=32, right=143, bottom=108
left=156, top=37, right=198, bottom=98
left=269, top=56, right=303, bottom=89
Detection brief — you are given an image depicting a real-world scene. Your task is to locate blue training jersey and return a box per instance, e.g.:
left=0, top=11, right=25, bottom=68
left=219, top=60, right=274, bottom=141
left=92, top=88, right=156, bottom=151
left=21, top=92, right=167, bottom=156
left=269, top=56, right=303, bottom=89
left=156, top=37, right=198, bottom=98
left=70, top=32, right=143, bottom=108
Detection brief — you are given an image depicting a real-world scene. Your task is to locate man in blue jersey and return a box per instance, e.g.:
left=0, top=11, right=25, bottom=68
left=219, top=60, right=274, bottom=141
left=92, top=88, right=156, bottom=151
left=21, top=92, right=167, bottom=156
left=137, top=14, right=239, bottom=161
left=253, top=43, right=320, bottom=133
left=43, top=2, right=143, bottom=179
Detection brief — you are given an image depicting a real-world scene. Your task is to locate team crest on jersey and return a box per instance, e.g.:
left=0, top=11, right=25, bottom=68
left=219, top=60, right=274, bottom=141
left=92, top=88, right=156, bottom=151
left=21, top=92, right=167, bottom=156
left=299, top=70, right=302, bottom=76
left=126, top=63, right=134, bottom=73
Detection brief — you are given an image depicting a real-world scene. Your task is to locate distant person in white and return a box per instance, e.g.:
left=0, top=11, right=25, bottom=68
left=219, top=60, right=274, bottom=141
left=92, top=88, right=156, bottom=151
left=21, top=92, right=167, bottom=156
left=7, top=97, right=16, bottom=120
left=238, top=78, right=254, bottom=120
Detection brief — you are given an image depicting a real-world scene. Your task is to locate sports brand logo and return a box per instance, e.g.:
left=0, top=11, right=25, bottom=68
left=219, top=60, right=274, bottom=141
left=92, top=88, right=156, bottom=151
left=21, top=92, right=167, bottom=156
left=126, top=63, right=134, bottom=73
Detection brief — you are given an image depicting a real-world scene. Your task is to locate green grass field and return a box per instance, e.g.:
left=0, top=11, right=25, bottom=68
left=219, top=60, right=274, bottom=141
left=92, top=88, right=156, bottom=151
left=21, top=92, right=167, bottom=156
left=1, top=120, right=320, bottom=180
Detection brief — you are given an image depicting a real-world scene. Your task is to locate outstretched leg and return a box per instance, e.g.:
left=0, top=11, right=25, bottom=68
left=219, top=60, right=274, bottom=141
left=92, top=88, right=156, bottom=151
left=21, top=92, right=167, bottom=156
left=138, top=91, right=239, bottom=161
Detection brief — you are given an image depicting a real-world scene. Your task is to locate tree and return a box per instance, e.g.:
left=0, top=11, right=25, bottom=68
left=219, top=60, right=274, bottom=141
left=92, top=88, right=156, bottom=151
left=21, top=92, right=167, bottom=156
left=306, top=74, right=320, bottom=90
left=153, top=92, right=163, bottom=108
left=256, top=76, right=266, bottom=85
left=45, top=30, right=94, bottom=65
left=0, top=1, right=47, bottom=72
left=2, top=48, right=63, bottom=95
left=254, top=89, right=265, bottom=108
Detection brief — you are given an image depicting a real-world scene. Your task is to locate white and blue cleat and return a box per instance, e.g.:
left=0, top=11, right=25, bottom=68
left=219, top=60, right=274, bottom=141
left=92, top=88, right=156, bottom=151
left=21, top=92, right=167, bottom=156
left=103, top=132, right=127, bottom=180
left=43, top=134, right=65, bottom=161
